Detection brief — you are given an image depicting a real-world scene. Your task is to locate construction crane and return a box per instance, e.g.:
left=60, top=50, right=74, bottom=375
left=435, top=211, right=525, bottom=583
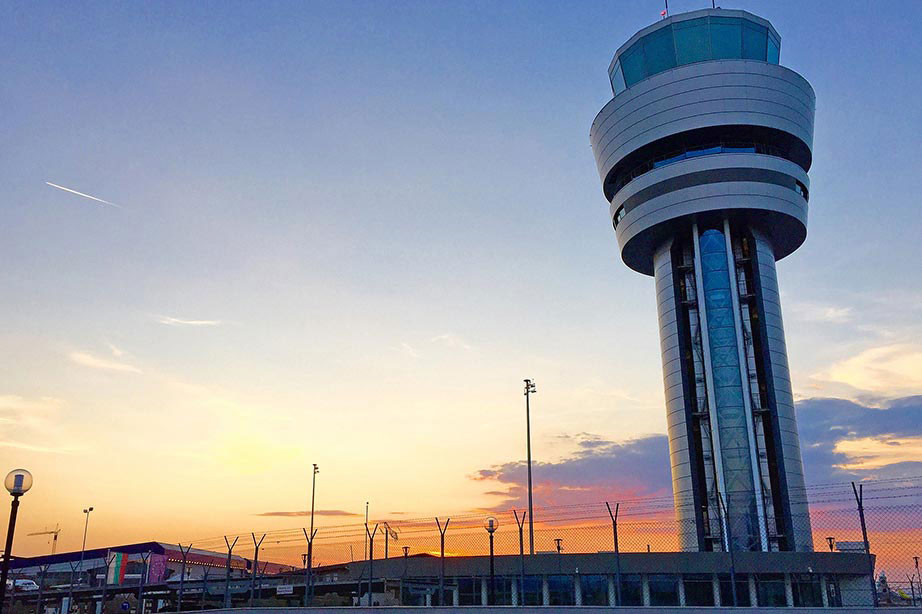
left=28, top=525, right=61, bottom=555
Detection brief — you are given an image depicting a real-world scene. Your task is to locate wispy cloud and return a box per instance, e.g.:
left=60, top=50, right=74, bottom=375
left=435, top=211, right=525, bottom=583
left=430, top=333, right=472, bottom=351
left=69, top=351, right=142, bottom=374
left=399, top=342, right=420, bottom=358
left=155, top=315, right=222, bottom=327
left=811, top=343, right=922, bottom=397
left=256, top=509, right=361, bottom=518
left=0, top=440, right=75, bottom=454
left=107, top=343, right=125, bottom=358
left=787, top=301, right=852, bottom=323
left=0, top=395, right=77, bottom=454
left=46, top=182, right=120, bottom=208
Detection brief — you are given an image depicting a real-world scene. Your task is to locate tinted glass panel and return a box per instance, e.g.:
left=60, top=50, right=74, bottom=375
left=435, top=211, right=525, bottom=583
left=710, top=16, right=741, bottom=59
left=649, top=574, right=680, bottom=606
left=580, top=575, right=608, bottom=606
left=684, top=574, right=715, bottom=606
left=611, top=61, right=626, bottom=94
left=742, top=22, right=767, bottom=60
left=674, top=18, right=710, bottom=64
left=522, top=577, right=542, bottom=606
left=719, top=574, right=751, bottom=607
left=767, top=34, right=780, bottom=64
left=643, top=25, right=677, bottom=74
left=756, top=574, right=787, bottom=607
left=620, top=575, right=643, bottom=606
left=620, top=44, right=646, bottom=87
left=791, top=574, right=823, bottom=607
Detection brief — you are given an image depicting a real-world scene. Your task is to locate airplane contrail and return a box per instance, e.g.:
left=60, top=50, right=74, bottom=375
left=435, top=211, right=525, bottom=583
left=45, top=182, right=121, bottom=208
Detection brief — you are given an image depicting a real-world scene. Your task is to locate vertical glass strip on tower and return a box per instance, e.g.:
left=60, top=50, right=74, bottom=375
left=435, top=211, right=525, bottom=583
left=698, top=229, right=760, bottom=551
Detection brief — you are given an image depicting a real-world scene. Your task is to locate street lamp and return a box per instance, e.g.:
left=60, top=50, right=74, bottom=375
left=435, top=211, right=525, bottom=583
left=484, top=516, right=499, bottom=606
left=68, top=506, right=93, bottom=611
left=523, top=379, right=536, bottom=555
left=307, top=464, right=319, bottom=606
left=826, top=536, right=836, bottom=552
left=0, top=469, right=33, bottom=609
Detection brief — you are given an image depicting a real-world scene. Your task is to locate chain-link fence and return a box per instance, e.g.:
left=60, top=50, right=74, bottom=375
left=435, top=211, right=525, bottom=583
left=180, top=476, right=922, bottom=606
left=5, top=476, right=922, bottom=610
left=186, top=478, right=915, bottom=566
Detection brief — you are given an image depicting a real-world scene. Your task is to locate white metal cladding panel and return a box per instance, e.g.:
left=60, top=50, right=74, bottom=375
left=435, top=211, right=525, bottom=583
left=665, top=382, right=685, bottom=406
left=654, top=239, right=698, bottom=550
left=751, top=230, right=813, bottom=550
left=616, top=181, right=807, bottom=257
left=590, top=61, right=815, bottom=181
left=661, top=327, right=680, bottom=354
left=610, top=153, right=810, bottom=217
left=664, top=368, right=684, bottom=392
left=663, top=356, right=682, bottom=380
left=592, top=60, right=815, bottom=139
left=657, top=292, right=677, bottom=318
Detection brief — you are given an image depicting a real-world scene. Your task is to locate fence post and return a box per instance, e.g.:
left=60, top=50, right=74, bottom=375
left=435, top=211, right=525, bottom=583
left=137, top=552, right=150, bottom=614
left=302, top=527, right=317, bottom=606
left=200, top=567, right=209, bottom=611
left=366, top=523, right=378, bottom=607
left=714, top=493, right=738, bottom=607
left=177, top=544, right=191, bottom=612
left=249, top=533, right=265, bottom=607
left=36, top=564, right=48, bottom=614
left=66, top=559, right=79, bottom=613
left=514, top=510, right=527, bottom=606
left=100, top=551, right=114, bottom=614
left=606, top=502, right=622, bottom=606
left=852, top=482, right=879, bottom=607
left=435, top=517, right=450, bottom=606
left=223, top=535, right=239, bottom=609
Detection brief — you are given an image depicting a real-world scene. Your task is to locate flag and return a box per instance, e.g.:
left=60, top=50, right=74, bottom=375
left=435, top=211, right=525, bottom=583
left=661, top=9, right=667, bottom=17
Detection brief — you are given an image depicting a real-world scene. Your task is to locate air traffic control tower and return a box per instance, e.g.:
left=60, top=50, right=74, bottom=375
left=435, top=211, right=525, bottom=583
left=590, top=9, right=815, bottom=553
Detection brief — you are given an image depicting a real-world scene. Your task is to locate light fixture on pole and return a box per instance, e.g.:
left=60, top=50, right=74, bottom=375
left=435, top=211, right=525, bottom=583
left=68, top=506, right=93, bottom=611
left=826, top=536, right=836, bottom=552
left=523, top=379, right=536, bottom=555
left=307, top=463, right=319, bottom=606
left=0, top=469, right=33, bottom=609
left=484, top=516, right=499, bottom=605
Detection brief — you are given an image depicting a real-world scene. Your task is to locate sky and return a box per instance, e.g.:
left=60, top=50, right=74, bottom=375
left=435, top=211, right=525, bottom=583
left=2, top=0, right=922, bottom=559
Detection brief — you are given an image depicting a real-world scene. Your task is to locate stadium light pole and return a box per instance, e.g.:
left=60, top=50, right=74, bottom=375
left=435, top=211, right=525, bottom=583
left=310, top=464, right=319, bottom=537
left=307, top=464, right=318, bottom=605
left=69, top=506, right=93, bottom=610
left=0, top=470, right=33, bottom=610
left=523, top=379, right=536, bottom=555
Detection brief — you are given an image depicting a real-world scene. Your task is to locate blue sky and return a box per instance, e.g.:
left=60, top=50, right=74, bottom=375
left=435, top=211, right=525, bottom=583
left=1, top=0, right=921, bottom=552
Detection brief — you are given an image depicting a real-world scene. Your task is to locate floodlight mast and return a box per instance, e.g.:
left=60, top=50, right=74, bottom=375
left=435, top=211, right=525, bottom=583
left=524, top=378, right=536, bottom=555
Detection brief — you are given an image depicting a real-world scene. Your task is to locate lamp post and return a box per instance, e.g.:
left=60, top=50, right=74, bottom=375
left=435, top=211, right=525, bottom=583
left=68, top=507, right=93, bottom=612
left=523, top=379, right=536, bottom=555
left=826, top=537, right=836, bottom=552
left=484, top=517, right=499, bottom=605
left=0, top=470, right=33, bottom=611
left=307, top=464, right=318, bottom=606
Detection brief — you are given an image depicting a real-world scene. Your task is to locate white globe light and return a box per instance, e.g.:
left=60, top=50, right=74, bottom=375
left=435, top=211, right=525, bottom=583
left=4, top=469, right=33, bottom=496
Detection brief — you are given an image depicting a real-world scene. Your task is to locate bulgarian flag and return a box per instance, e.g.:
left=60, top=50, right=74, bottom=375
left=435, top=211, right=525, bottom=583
left=107, top=553, right=128, bottom=585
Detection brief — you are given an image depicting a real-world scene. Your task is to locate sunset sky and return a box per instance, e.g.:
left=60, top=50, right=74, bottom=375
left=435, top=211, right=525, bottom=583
left=2, top=0, right=922, bottom=559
